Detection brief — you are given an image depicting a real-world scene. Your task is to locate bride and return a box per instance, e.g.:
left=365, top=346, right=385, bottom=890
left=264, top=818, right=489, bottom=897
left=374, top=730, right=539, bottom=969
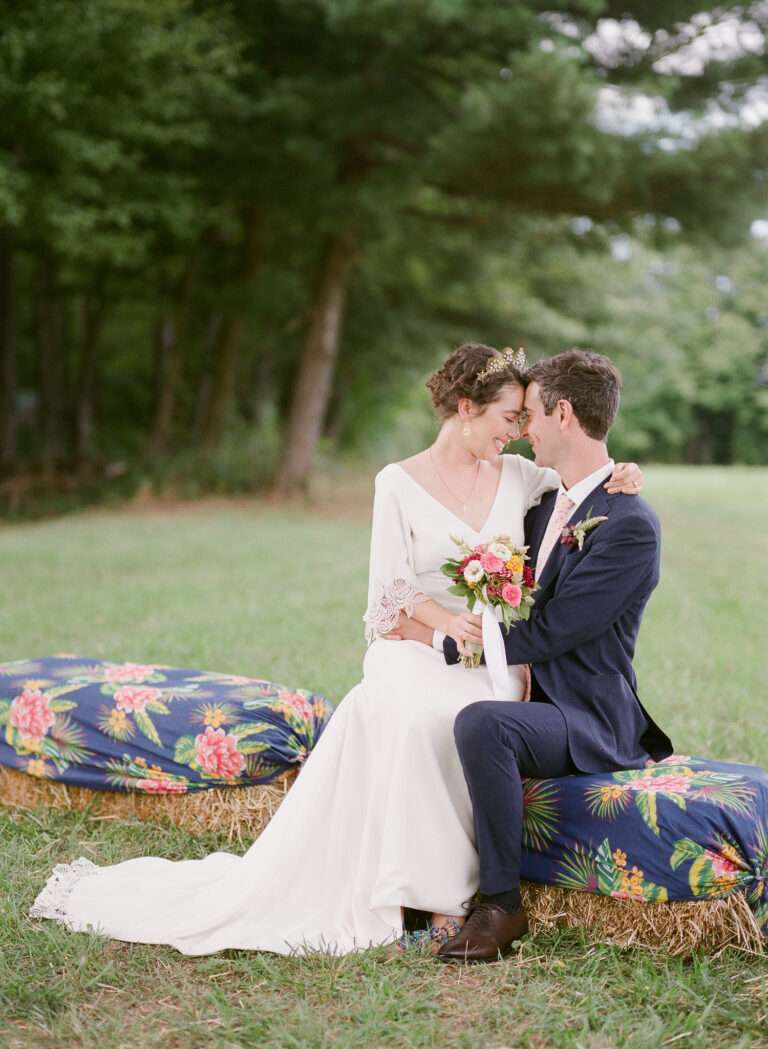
left=31, top=343, right=641, bottom=955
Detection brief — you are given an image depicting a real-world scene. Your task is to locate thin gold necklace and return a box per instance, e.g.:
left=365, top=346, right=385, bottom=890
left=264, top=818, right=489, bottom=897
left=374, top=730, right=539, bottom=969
left=428, top=449, right=481, bottom=513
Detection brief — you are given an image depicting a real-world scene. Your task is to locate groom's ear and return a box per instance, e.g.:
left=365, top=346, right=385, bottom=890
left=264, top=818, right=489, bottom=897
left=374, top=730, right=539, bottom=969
left=557, top=399, right=575, bottom=430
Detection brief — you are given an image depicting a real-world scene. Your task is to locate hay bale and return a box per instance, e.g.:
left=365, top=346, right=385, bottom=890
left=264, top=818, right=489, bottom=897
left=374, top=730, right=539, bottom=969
left=0, top=764, right=295, bottom=845
left=2, top=764, right=762, bottom=955
left=522, top=880, right=764, bottom=956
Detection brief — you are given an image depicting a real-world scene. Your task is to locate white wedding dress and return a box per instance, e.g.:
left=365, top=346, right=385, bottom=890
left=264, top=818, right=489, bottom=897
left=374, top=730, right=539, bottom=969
left=31, top=454, right=556, bottom=955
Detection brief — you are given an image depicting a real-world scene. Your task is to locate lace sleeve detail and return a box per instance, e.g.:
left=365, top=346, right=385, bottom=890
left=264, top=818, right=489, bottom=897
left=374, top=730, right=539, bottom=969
left=364, top=467, right=427, bottom=643
left=364, top=578, right=427, bottom=643
left=29, top=857, right=100, bottom=926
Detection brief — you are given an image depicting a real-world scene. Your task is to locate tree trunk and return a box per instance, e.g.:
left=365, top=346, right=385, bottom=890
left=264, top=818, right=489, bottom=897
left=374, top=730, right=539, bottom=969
left=36, top=258, right=65, bottom=475
left=76, top=296, right=102, bottom=472
left=0, top=229, right=17, bottom=472
left=201, top=209, right=261, bottom=450
left=147, top=260, right=196, bottom=456
left=273, top=226, right=358, bottom=497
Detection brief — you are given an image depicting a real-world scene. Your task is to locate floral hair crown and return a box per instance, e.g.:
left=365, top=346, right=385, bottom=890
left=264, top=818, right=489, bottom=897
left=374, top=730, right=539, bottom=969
left=476, top=346, right=527, bottom=385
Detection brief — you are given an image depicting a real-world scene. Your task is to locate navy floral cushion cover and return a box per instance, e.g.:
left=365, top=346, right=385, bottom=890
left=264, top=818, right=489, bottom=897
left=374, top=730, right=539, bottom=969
left=0, top=656, right=332, bottom=792
left=520, top=755, right=768, bottom=937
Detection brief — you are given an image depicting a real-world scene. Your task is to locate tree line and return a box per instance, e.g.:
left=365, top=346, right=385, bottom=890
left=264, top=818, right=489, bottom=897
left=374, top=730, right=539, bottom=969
left=1, top=0, right=767, bottom=509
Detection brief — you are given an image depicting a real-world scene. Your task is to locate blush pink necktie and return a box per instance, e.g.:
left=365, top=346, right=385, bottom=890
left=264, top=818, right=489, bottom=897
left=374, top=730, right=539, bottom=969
left=536, top=491, right=575, bottom=580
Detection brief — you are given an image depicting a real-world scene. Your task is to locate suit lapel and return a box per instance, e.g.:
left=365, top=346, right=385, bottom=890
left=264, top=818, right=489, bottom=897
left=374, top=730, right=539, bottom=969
left=537, top=482, right=612, bottom=591
left=527, top=490, right=556, bottom=573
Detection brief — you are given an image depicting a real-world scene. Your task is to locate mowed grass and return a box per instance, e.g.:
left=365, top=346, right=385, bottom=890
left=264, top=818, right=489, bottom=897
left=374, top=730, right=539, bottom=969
left=0, top=465, right=766, bottom=1049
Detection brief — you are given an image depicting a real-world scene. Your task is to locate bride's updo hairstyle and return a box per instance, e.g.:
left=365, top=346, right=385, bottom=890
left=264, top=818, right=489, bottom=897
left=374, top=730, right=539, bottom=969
left=426, top=343, right=526, bottom=420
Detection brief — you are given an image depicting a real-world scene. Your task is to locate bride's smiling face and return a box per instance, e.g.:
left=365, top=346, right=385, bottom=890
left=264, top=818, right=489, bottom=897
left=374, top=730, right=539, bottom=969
left=463, top=383, right=527, bottom=458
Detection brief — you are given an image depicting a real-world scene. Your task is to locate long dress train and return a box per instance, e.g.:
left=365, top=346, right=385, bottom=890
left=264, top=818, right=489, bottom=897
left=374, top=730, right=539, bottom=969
left=30, top=454, right=556, bottom=955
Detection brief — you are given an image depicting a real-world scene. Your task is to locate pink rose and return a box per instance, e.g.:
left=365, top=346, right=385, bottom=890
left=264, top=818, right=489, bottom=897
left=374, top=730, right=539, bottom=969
left=103, top=663, right=158, bottom=683
left=501, top=583, right=523, bottom=607
left=480, top=551, right=506, bottom=575
left=136, top=778, right=188, bottom=794
left=194, top=726, right=245, bottom=779
left=9, top=689, right=56, bottom=739
left=114, top=686, right=161, bottom=712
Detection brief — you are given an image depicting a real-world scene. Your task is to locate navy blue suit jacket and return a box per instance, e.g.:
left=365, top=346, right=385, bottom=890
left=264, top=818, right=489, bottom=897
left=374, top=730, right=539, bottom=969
left=445, top=481, right=673, bottom=773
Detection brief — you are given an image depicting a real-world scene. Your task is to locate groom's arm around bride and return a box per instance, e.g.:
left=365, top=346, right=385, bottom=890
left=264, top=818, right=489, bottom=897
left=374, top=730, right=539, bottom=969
left=396, top=349, right=673, bottom=964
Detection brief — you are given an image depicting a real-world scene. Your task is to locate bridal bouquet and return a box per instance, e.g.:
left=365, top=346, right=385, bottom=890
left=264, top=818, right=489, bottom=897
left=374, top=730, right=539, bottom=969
left=440, top=535, right=537, bottom=668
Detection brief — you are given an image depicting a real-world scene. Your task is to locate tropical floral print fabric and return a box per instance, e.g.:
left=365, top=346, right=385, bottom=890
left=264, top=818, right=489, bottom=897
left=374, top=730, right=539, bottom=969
left=0, top=656, right=333, bottom=792
left=520, top=755, right=768, bottom=936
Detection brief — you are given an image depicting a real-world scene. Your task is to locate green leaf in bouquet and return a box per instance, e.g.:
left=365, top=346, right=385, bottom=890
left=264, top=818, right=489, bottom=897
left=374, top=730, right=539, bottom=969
left=449, top=534, right=473, bottom=555
left=447, top=584, right=469, bottom=597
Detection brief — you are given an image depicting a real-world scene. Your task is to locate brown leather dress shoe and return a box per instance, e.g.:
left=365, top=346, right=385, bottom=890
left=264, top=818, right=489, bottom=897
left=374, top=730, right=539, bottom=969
left=436, top=902, right=528, bottom=964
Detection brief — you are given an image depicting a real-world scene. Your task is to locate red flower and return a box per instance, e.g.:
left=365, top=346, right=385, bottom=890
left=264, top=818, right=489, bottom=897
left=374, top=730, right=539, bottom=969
left=522, top=566, right=535, bottom=588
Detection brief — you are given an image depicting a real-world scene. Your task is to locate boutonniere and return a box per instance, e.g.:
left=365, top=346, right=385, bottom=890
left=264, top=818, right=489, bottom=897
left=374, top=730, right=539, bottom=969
left=561, top=507, right=609, bottom=551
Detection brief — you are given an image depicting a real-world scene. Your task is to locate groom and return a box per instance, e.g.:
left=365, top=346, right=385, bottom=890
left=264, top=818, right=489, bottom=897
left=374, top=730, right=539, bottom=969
left=397, top=349, right=673, bottom=963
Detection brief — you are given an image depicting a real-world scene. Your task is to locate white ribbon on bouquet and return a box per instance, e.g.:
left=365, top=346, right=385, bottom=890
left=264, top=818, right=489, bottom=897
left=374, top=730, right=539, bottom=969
left=480, top=602, right=519, bottom=701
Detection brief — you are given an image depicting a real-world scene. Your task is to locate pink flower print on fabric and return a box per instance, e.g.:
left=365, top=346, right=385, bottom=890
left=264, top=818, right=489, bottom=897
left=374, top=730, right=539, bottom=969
left=10, top=689, right=56, bottom=740
left=276, top=692, right=315, bottom=722
left=103, top=663, right=158, bottom=683
left=628, top=773, right=692, bottom=795
left=114, top=686, right=162, bottom=713
left=194, top=726, right=246, bottom=779
left=136, top=779, right=188, bottom=794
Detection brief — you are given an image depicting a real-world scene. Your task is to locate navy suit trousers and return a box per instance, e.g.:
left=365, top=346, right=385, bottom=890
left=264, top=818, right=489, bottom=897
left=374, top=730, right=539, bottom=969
left=454, top=699, right=576, bottom=895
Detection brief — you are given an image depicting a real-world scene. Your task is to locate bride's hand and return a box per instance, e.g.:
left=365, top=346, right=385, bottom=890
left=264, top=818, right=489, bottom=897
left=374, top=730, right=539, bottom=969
left=605, top=462, right=643, bottom=495
left=445, top=612, right=483, bottom=656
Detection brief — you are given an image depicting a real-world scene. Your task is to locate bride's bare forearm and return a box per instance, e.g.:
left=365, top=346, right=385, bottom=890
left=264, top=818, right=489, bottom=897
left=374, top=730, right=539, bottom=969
left=410, top=599, right=451, bottom=634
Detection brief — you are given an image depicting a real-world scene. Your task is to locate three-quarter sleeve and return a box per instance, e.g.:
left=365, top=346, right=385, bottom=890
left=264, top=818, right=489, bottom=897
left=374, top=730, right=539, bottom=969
left=363, top=467, right=427, bottom=643
left=513, top=454, right=560, bottom=511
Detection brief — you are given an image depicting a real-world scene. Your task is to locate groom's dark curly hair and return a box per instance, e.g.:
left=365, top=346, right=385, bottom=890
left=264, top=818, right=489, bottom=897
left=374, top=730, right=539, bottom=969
left=527, top=349, right=622, bottom=441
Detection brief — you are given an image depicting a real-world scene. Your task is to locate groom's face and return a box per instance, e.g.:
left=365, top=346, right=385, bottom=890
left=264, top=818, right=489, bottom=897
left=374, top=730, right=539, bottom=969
left=523, top=382, right=561, bottom=468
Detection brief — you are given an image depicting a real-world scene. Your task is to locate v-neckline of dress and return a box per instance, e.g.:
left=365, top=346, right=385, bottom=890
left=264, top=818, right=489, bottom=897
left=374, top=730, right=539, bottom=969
left=394, top=458, right=506, bottom=536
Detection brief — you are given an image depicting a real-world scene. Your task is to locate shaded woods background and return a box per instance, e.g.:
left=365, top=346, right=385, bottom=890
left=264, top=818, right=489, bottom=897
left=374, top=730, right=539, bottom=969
left=1, top=0, right=767, bottom=513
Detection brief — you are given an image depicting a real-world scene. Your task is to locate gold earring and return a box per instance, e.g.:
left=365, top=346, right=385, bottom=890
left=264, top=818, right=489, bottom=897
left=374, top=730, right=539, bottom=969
left=462, top=423, right=472, bottom=437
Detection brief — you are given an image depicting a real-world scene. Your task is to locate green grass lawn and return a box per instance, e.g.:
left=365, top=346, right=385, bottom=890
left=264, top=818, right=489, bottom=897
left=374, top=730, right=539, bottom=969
left=1, top=466, right=767, bottom=1048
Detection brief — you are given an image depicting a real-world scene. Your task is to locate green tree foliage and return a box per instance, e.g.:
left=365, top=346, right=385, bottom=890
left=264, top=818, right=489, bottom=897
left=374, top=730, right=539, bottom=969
left=0, top=0, right=766, bottom=509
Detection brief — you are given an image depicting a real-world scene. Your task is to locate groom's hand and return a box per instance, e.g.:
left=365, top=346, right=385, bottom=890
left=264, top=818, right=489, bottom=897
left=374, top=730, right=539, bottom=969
left=383, top=613, right=434, bottom=646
